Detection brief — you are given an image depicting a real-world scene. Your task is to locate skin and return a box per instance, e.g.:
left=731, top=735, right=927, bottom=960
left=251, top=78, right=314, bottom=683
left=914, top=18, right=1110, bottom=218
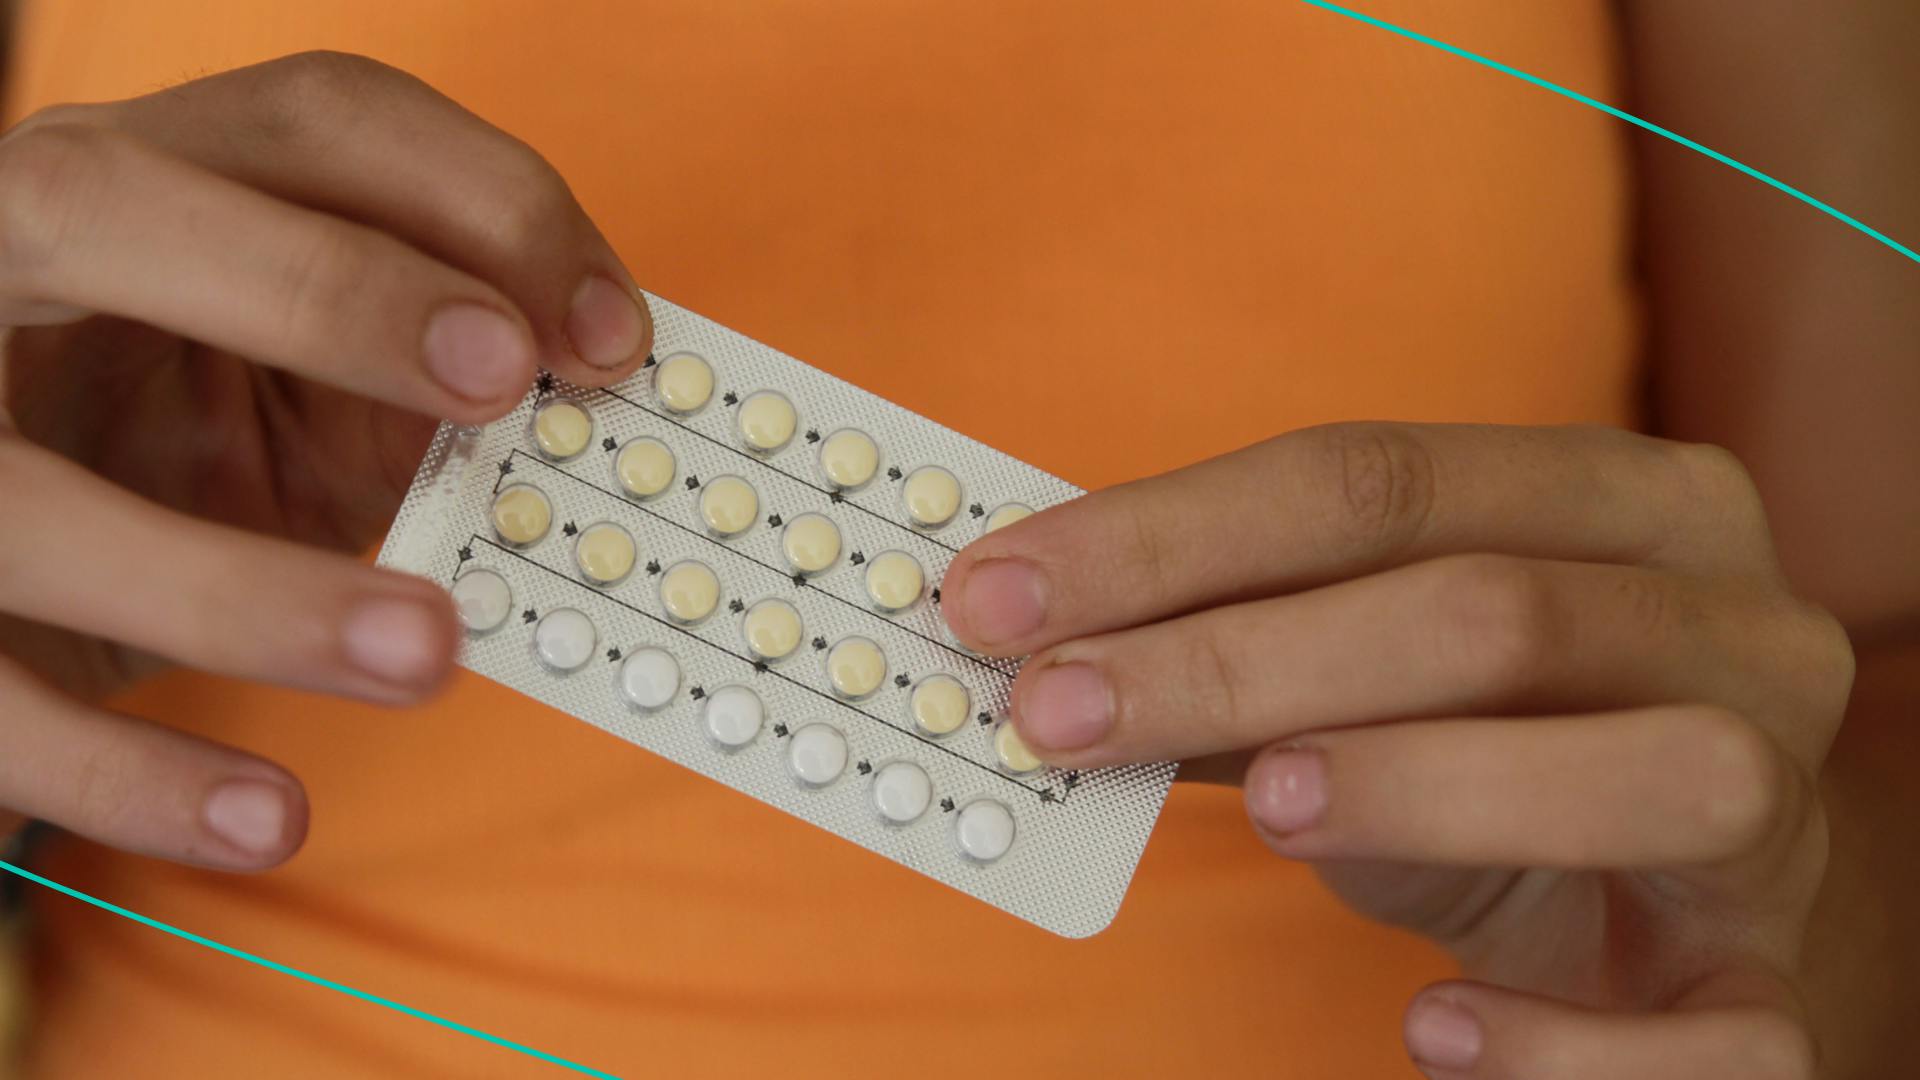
left=941, top=3, right=1918, bottom=1076
left=1, top=7, right=1914, bottom=1077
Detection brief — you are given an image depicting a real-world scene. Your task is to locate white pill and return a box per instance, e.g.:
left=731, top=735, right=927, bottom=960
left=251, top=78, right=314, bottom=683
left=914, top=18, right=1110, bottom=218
left=618, top=647, right=680, bottom=710
left=902, top=465, right=961, bottom=529
left=863, top=550, right=924, bottom=612
left=983, top=502, right=1034, bottom=533
left=780, top=512, right=841, bottom=575
left=908, top=674, right=970, bottom=737
left=993, top=720, right=1044, bottom=775
left=737, top=390, right=797, bottom=453
left=741, top=598, right=804, bottom=662
left=655, top=352, right=714, bottom=414
left=532, top=399, right=592, bottom=460
left=699, top=475, right=759, bottom=537
left=818, top=428, right=879, bottom=489
left=955, top=799, right=1016, bottom=863
left=450, top=569, right=512, bottom=634
left=787, top=723, right=848, bottom=787
left=615, top=437, right=676, bottom=499
left=704, top=685, right=764, bottom=748
left=826, top=636, right=886, bottom=699
left=872, top=761, right=932, bottom=824
left=659, top=560, right=721, bottom=624
left=534, top=608, right=596, bottom=672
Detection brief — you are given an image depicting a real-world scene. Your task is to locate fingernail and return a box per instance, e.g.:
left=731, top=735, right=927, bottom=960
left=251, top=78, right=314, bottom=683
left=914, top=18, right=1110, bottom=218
left=956, top=559, right=1047, bottom=646
left=202, top=780, right=291, bottom=857
left=566, top=275, right=648, bottom=368
left=1405, top=997, right=1483, bottom=1071
left=1018, top=662, right=1112, bottom=751
left=1246, top=748, right=1328, bottom=834
left=342, top=597, right=447, bottom=689
left=423, top=303, right=534, bottom=400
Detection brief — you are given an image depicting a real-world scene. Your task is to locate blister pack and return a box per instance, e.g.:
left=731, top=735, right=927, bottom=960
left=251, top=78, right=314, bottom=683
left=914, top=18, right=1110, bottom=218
left=377, top=293, right=1177, bottom=937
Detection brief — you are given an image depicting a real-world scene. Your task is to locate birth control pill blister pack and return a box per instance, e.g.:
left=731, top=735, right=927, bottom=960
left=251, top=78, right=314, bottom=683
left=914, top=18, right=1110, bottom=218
left=377, top=292, right=1176, bottom=937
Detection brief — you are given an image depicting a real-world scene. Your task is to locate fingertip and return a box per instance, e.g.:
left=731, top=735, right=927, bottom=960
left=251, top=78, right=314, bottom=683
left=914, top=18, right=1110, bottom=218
left=560, top=274, right=652, bottom=383
left=945, top=555, right=1049, bottom=654
left=421, top=301, right=539, bottom=421
left=1404, top=985, right=1485, bottom=1075
left=340, top=577, right=462, bottom=703
left=200, top=770, right=309, bottom=870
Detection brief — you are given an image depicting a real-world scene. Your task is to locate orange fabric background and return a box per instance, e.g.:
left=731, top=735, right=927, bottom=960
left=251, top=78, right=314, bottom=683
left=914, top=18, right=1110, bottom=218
left=5, top=2, right=1638, bottom=1077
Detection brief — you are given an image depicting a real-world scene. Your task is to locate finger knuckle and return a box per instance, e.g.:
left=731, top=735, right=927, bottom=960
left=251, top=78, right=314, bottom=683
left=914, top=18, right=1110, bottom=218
left=271, top=224, right=377, bottom=351
left=480, top=141, right=579, bottom=253
left=1429, top=554, right=1561, bottom=696
left=1794, top=601, right=1857, bottom=724
left=69, top=740, right=143, bottom=838
left=1678, top=707, right=1796, bottom=858
left=1294, top=423, right=1437, bottom=562
left=1177, top=626, right=1247, bottom=740
left=1670, top=441, right=1769, bottom=533
left=268, top=50, right=404, bottom=108
left=0, top=122, right=117, bottom=283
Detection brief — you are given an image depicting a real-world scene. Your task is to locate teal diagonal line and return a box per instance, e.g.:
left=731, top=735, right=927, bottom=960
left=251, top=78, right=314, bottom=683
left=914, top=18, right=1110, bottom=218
left=0, top=860, right=623, bottom=1079
left=1300, top=0, right=1919, bottom=265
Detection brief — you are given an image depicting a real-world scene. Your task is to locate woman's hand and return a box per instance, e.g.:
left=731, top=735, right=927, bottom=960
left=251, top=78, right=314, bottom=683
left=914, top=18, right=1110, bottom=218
left=943, top=423, right=1851, bottom=1079
left=0, top=52, right=650, bottom=870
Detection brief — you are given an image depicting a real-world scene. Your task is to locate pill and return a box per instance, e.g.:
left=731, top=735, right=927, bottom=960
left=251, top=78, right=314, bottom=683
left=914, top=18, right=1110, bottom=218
left=818, top=428, right=879, bottom=489
left=615, top=437, right=676, bottom=499
left=654, top=352, right=714, bottom=414
left=955, top=800, right=1016, bottom=863
left=574, top=522, right=637, bottom=586
left=908, top=674, right=970, bottom=737
left=618, top=647, right=680, bottom=710
left=737, top=390, right=797, bottom=453
left=863, top=550, right=924, bottom=612
left=703, top=685, right=764, bottom=748
left=450, top=569, right=512, bottom=634
left=659, top=560, right=721, bottom=623
left=902, top=465, right=961, bottom=529
left=983, top=503, right=1034, bottom=533
left=532, top=400, right=592, bottom=460
left=534, top=608, right=596, bottom=672
left=780, top=512, right=841, bottom=575
left=699, top=475, right=759, bottom=537
left=741, top=598, right=804, bottom=662
left=993, top=720, right=1044, bottom=775
left=826, top=636, right=886, bottom=699
left=491, top=484, right=552, bottom=546
left=787, top=723, right=848, bottom=787
left=872, top=761, right=932, bottom=824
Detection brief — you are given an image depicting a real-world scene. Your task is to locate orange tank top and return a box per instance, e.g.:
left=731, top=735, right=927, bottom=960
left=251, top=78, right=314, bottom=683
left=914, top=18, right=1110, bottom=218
left=6, top=2, right=1637, bottom=1076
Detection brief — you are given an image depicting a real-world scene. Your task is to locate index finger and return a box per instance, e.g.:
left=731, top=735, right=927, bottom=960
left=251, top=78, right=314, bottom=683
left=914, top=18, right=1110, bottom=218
left=942, top=422, right=1776, bottom=655
left=80, top=50, right=653, bottom=385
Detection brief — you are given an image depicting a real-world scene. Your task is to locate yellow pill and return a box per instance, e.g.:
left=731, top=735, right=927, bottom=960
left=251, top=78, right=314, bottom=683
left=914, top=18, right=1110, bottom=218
left=909, top=675, right=970, bottom=737
left=574, top=522, right=637, bottom=586
left=818, top=428, right=879, bottom=489
left=781, top=512, right=841, bottom=575
left=532, top=400, right=592, bottom=460
left=902, top=465, right=961, bottom=529
left=615, top=437, right=675, bottom=499
left=826, top=636, right=886, bottom=699
left=737, top=390, right=797, bottom=453
left=984, top=503, right=1034, bottom=533
left=863, top=550, right=924, bottom=612
left=491, top=485, right=552, bottom=546
left=654, top=352, right=715, bottom=414
left=659, top=560, right=721, bottom=623
left=741, top=599, right=804, bottom=662
left=994, top=721, right=1044, bottom=775
left=699, top=475, right=759, bottom=537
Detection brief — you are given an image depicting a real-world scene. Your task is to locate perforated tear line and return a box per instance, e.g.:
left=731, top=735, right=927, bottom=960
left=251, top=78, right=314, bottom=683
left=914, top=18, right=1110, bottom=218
left=378, top=293, right=1178, bottom=938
